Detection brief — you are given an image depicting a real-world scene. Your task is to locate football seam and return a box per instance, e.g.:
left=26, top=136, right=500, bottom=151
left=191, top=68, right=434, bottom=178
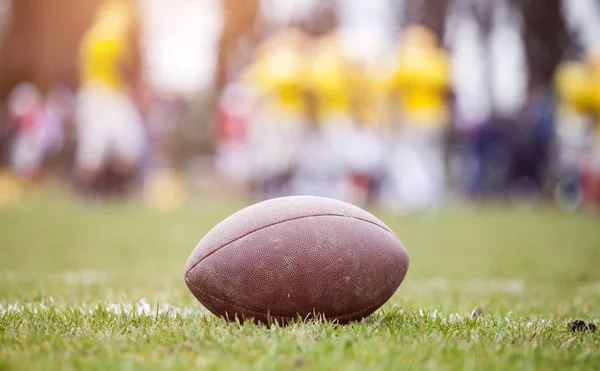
left=185, top=275, right=392, bottom=321
left=185, top=213, right=399, bottom=277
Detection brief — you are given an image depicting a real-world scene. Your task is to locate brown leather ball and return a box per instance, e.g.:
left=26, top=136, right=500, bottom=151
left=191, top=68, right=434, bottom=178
left=184, top=196, right=409, bottom=324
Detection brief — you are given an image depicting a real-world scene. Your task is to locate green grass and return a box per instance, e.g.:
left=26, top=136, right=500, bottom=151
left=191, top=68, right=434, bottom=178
left=1, top=195, right=599, bottom=370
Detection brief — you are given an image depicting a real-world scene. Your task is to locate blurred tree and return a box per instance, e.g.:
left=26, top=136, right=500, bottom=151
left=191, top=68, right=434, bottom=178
left=215, top=0, right=260, bottom=91
left=519, top=0, right=569, bottom=93
left=0, top=0, right=101, bottom=99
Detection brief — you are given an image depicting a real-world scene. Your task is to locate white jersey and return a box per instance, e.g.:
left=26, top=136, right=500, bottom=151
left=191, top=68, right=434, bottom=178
left=75, top=85, right=145, bottom=171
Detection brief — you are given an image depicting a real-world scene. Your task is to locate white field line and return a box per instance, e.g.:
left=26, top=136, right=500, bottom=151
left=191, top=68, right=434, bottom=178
left=0, top=298, right=562, bottom=327
left=2, top=299, right=595, bottom=327
left=0, top=298, right=203, bottom=318
left=411, top=308, right=554, bottom=328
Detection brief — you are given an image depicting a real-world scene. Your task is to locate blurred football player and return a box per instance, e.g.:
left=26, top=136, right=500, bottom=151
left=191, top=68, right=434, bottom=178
left=241, top=29, right=309, bottom=198
left=553, top=61, right=594, bottom=209
left=213, top=81, right=254, bottom=187
left=75, top=0, right=145, bottom=196
left=381, top=25, right=450, bottom=214
left=344, top=56, right=395, bottom=205
left=292, top=31, right=358, bottom=200
left=351, top=57, right=395, bottom=133
left=8, top=82, right=64, bottom=185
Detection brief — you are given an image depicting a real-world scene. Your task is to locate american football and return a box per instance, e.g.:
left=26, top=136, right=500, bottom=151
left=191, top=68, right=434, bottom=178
left=184, top=196, right=409, bottom=323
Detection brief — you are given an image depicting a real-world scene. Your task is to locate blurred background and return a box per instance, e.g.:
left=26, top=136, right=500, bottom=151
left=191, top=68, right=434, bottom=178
left=0, top=0, right=599, bottom=214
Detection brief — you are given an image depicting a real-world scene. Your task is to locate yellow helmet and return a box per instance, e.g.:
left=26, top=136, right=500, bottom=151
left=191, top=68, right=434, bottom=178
left=94, top=0, right=135, bottom=31
left=554, top=61, right=593, bottom=110
left=308, top=30, right=347, bottom=89
left=252, top=28, right=309, bottom=89
left=399, top=24, right=438, bottom=49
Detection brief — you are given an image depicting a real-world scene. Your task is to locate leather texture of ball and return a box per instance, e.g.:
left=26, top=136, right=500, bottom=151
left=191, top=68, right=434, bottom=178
left=184, top=196, right=409, bottom=324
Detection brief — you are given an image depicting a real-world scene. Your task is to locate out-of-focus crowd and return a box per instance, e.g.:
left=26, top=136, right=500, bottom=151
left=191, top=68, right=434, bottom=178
left=0, top=0, right=599, bottom=214
left=215, top=26, right=451, bottom=213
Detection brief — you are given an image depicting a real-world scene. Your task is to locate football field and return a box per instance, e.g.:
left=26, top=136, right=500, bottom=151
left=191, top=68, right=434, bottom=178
left=1, top=196, right=599, bottom=370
